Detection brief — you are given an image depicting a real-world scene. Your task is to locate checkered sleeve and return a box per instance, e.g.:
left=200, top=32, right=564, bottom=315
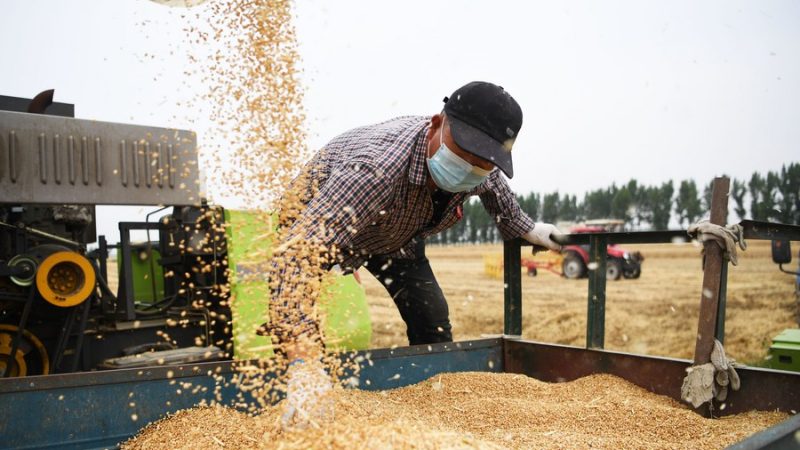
left=478, top=173, right=535, bottom=241
left=268, top=159, right=391, bottom=344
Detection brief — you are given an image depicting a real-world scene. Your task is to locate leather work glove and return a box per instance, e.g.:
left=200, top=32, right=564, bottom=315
left=281, top=359, right=334, bottom=430
left=524, top=223, right=563, bottom=252
left=680, top=339, right=741, bottom=408
left=687, top=220, right=747, bottom=266
left=709, top=339, right=741, bottom=402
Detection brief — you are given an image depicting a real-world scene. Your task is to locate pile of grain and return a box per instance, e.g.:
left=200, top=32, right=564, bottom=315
left=122, top=372, right=786, bottom=449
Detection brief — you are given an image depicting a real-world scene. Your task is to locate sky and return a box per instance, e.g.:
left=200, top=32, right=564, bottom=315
left=2, top=0, right=799, bottom=237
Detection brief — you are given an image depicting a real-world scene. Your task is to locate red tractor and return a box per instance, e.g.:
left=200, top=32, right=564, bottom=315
left=561, top=221, right=644, bottom=281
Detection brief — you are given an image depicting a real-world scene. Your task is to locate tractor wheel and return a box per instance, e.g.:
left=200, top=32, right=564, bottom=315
left=606, top=259, right=623, bottom=281
left=623, top=264, right=641, bottom=279
left=562, top=253, right=586, bottom=279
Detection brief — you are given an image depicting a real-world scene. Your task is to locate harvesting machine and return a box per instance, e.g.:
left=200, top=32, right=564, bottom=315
left=0, top=91, right=371, bottom=380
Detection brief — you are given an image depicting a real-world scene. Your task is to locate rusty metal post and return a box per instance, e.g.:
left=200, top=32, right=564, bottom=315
left=693, top=177, right=730, bottom=364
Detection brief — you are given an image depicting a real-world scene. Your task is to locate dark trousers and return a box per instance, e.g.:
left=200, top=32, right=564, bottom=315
left=365, top=239, right=453, bottom=346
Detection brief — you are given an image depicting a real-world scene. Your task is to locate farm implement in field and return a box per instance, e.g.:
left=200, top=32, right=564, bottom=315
left=485, top=220, right=645, bottom=281
left=560, top=220, right=644, bottom=280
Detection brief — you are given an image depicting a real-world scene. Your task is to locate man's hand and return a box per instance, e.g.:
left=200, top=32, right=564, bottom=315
left=523, top=223, right=562, bottom=252
left=281, top=359, right=334, bottom=430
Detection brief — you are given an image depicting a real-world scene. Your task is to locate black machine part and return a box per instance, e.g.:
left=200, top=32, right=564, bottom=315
left=771, top=239, right=800, bottom=276
left=98, top=345, right=224, bottom=370
left=772, top=240, right=792, bottom=264
left=0, top=90, right=74, bottom=117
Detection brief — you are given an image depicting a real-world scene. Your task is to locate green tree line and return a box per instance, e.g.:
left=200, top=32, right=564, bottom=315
left=429, top=163, right=800, bottom=244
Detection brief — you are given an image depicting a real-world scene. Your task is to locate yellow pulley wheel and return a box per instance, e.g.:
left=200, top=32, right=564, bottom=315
left=0, top=324, right=50, bottom=377
left=0, top=332, right=26, bottom=376
left=35, top=251, right=96, bottom=308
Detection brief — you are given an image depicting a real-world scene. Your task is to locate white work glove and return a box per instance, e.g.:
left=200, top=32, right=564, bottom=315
left=281, top=359, right=334, bottom=430
left=523, top=223, right=562, bottom=252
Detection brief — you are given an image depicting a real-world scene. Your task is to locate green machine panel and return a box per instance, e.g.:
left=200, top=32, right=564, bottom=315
left=224, top=209, right=371, bottom=360
left=767, top=328, right=800, bottom=372
left=117, top=243, right=165, bottom=306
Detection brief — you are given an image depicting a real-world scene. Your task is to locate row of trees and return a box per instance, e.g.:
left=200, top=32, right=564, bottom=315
left=429, top=163, right=800, bottom=244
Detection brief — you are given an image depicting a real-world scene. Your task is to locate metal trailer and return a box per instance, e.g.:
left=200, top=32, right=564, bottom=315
left=2, top=213, right=800, bottom=448
left=1, top=337, right=798, bottom=450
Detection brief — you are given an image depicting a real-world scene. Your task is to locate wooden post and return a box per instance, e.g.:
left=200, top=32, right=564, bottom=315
left=692, top=177, right=730, bottom=365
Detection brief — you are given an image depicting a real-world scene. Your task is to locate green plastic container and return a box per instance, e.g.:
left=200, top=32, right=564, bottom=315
left=766, top=328, right=800, bottom=372
left=224, top=209, right=372, bottom=360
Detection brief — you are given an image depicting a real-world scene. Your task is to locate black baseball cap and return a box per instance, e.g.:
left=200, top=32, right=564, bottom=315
left=442, top=81, right=522, bottom=178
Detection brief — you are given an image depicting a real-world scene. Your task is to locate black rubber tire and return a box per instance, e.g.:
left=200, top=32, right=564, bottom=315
left=607, top=259, right=623, bottom=281
left=562, top=253, right=587, bottom=279
left=623, top=264, right=642, bottom=279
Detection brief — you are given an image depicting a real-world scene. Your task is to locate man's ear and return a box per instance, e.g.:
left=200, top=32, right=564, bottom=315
left=426, top=113, right=444, bottom=141
left=430, top=113, right=443, bottom=128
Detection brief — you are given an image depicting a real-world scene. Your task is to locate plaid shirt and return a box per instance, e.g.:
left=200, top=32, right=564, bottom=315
left=283, top=115, right=534, bottom=270
left=269, top=116, right=534, bottom=341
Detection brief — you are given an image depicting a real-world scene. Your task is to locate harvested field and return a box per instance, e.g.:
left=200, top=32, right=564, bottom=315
left=122, top=371, right=788, bottom=450
left=363, top=240, right=799, bottom=365
left=106, top=240, right=797, bottom=364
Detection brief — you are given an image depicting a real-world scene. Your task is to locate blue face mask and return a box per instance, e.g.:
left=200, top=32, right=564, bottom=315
left=427, top=125, right=492, bottom=193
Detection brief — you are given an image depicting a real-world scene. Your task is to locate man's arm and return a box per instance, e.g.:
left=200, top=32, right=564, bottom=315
left=477, top=173, right=536, bottom=240
left=477, top=174, right=561, bottom=251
